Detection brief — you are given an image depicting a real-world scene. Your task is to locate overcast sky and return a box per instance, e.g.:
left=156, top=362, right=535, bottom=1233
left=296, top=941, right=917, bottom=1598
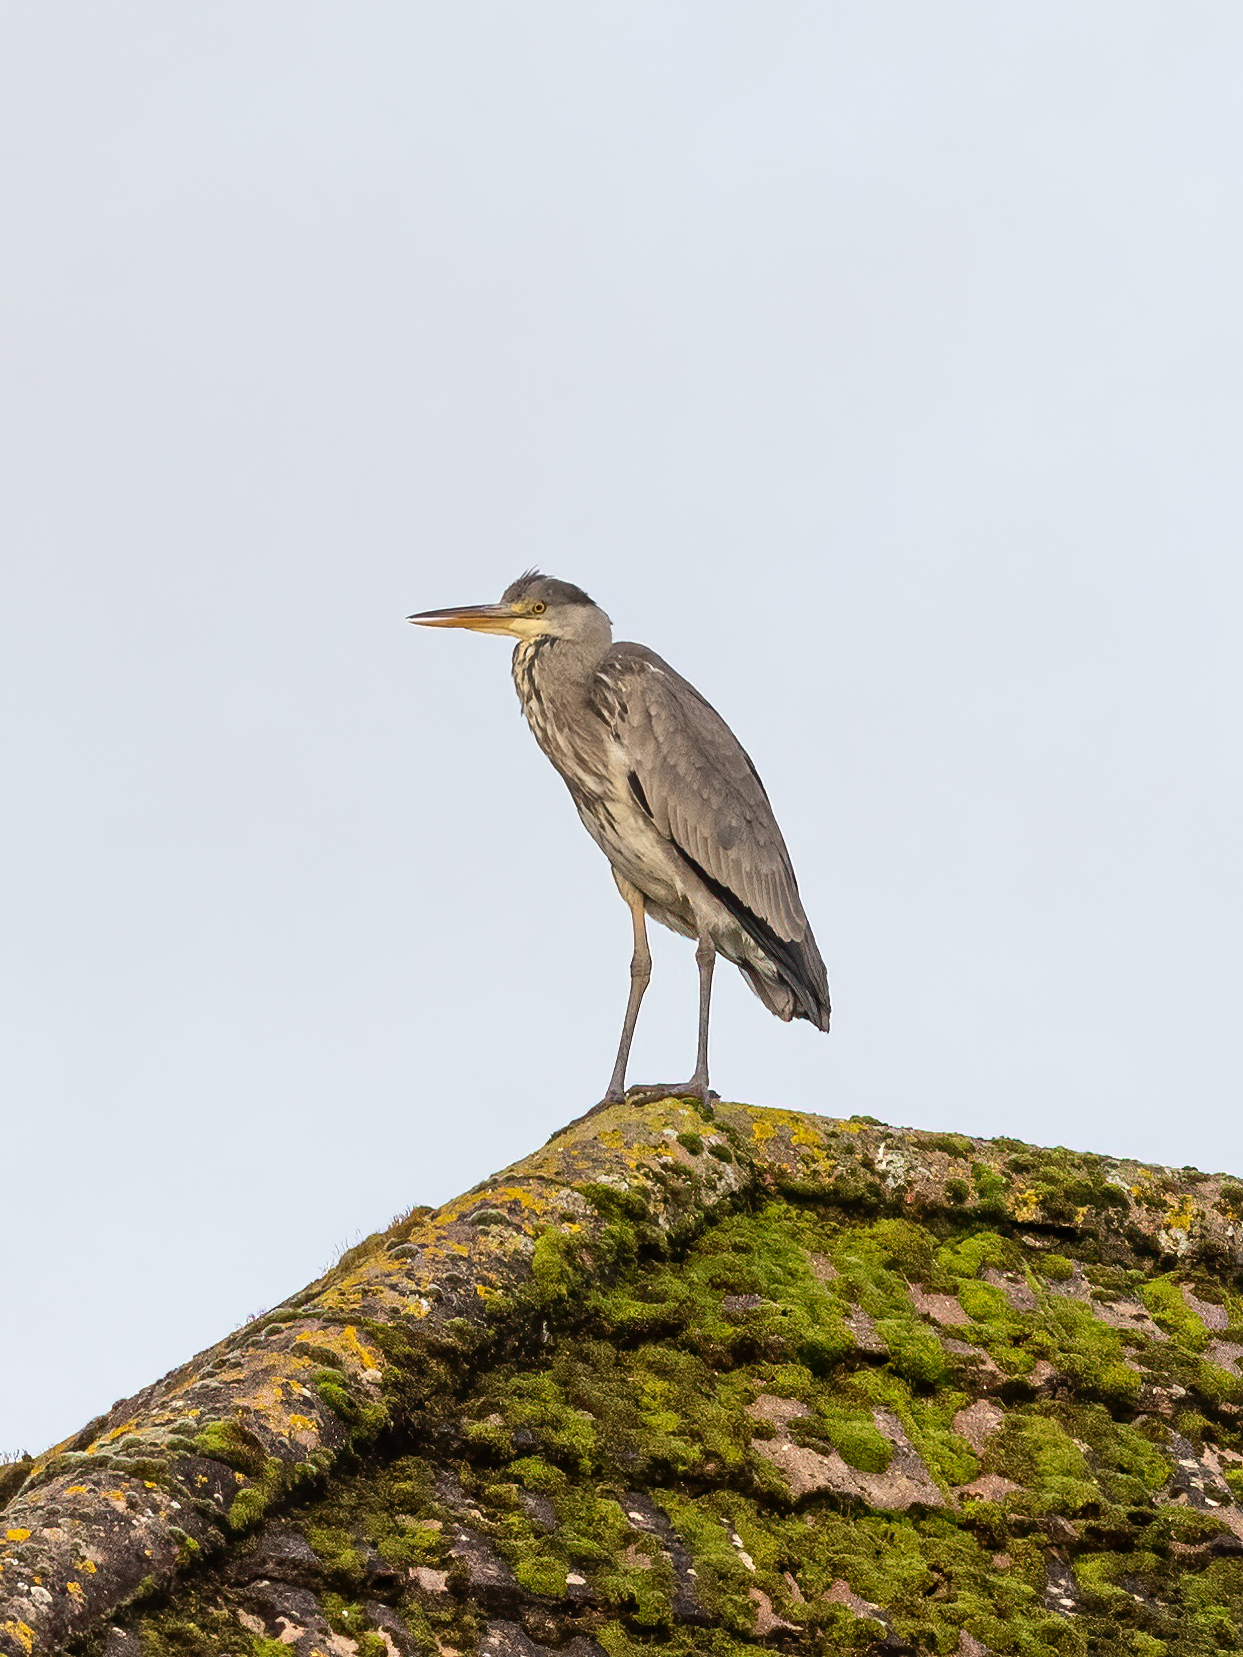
left=2, top=3, right=1241, bottom=1456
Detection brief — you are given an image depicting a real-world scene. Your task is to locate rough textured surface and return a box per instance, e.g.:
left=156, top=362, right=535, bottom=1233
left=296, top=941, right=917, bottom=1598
left=5, top=1100, right=1243, bottom=1655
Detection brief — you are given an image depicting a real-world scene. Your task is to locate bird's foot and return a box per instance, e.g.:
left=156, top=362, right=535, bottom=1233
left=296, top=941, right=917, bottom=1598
left=624, top=1080, right=720, bottom=1110
left=546, top=1083, right=719, bottom=1144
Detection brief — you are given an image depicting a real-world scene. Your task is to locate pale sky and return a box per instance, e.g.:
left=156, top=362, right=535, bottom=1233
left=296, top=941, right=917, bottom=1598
left=2, top=3, right=1241, bottom=1456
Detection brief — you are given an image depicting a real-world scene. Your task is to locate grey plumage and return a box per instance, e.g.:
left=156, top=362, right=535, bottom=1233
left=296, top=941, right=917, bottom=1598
left=410, top=570, right=829, bottom=1104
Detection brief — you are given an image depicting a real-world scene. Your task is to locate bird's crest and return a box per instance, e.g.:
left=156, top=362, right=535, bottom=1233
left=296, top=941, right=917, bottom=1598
left=502, top=569, right=598, bottom=608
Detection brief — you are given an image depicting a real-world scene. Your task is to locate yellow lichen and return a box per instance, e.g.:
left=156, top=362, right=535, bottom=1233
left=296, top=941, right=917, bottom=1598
left=339, top=1325, right=381, bottom=1371
left=1011, top=1185, right=1041, bottom=1222
left=496, top=1185, right=549, bottom=1213
left=3, top=1620, right=35, bottom=1654
left=4, top=1530, right=31, bottom=1543
left=1164, top=1193, right=1196, bottom=1234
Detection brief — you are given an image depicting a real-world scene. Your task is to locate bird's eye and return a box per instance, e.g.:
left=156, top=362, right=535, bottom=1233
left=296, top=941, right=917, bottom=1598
left=530, top=600, right=546, bottom=614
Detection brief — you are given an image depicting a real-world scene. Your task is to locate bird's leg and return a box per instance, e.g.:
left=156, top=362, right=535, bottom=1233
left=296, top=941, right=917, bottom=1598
left=550, top=882, right=652, bottom=1138
left=603, top=880, right=651, bottom=1104
left=689, top=934, right=716, bottom=1094
left=625, top=934, right=720, bottom=1109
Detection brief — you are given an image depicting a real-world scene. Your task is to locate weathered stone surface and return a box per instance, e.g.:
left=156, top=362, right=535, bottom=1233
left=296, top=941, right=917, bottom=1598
left=226, top=1524, right=321, bottom=1586
left=235, top=1581, right=350, bottom=1657
left=908, top=1286, right=970, bottom=1326
left=447, top=1524, right=521, bottom=1606
left=6, top=1097, right=1243, bottom=1655
left=1042, top=1553, right=1082, bottom=1617
left=951, top=1398, right=1004, bottom=1452
left=823, top=1577, right=888, bottom=1622
left=749, top=1396, right=943, bottom=1509
left=362, top=1601, right=424, bottom=1657
left=843, top=1305, right=888, bottom=1356
left=478, top=1622, right=604, bottom=1657
left=956, top=1633, right=990, bottom=1657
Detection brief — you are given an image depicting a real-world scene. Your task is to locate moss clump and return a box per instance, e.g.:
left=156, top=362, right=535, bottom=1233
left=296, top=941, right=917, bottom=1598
left=1040, top=1252, right=1075, bottom=1281
left=986, top=1408, right=1098, bottom=1515
left=920, top=1133, right=976, bottom=1159
left=304, top=1521, right=368, bottom=1587
left=192, top=1418, right=268, bottom=1479
left=814, top=1413, right=891, bottom=1474
left=1141, top=1274, right=1211, bottom=1350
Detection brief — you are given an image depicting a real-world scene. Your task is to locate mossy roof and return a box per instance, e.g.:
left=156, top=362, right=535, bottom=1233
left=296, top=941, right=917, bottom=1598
left=5, top=1099, right=1243, bottom=1657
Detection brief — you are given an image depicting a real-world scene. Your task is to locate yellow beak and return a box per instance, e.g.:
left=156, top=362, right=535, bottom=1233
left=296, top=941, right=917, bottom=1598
left=406, top=603, right=522, bottom=637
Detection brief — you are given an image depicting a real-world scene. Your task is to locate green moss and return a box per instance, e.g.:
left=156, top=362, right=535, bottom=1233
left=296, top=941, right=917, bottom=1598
left=525, top=1229, right=573, bottom=1301
left=513, top=1552, right=567, bottom=1596
left=597, top=1626, right=756, bottom=1657
left=1141, top=1275, right=1211, bottom=1351
left=970, top=1164, right=1010, bottom=1216
left=191, top=1418, right=268, bottom=1478
left=311, top=1373, right=387, bottom=1443
left=320, top=1594, right=369, bottom=1635
left=1041, top=1253, right=1075, bottom=1281
left=921, top=1133, right=975, bottom=1159
left=877, top=1317, right=951, bottom=1386
left=870, top=1218, right=938, bottom=1281
left=249, top=1640, right=289, bottom=1657
left=956, top=1281, right=1012, bottom=1323
left=987, top=1408, right=1099, bottom=1514
left=937, top=1231, right=1021, bottom=1280
left=826, top=1415, right=892, bottom=1474
left=304, top=1522, right=368, bottom=1587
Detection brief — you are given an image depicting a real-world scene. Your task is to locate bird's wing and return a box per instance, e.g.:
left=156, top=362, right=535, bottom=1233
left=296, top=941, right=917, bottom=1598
left=591, top=643, right=813, bottom=947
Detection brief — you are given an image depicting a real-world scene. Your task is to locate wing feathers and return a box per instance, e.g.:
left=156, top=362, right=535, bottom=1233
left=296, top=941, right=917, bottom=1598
left=593, top=643, right=829, bottom=1027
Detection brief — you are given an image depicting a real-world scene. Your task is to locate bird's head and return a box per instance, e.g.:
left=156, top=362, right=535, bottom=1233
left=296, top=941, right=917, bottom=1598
left=408, top=570, right=611, bottom=644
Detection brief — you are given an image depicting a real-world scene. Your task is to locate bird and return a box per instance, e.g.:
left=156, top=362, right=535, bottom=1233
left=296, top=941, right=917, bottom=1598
left=408, top=571, right=829, bottom=1108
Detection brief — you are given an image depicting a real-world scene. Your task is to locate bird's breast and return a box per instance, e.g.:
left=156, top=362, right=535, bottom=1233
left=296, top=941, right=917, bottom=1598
left=510, top=638, right=692, bottom=916
left=512, top=637, right=609, bottom=797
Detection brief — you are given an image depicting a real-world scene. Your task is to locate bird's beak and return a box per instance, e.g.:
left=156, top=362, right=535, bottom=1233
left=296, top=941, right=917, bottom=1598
left=407, top=602, right=522, bottom=636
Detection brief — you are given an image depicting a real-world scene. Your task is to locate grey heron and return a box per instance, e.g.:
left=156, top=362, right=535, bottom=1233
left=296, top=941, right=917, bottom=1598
left=409, top=572, right=829, bottom=1107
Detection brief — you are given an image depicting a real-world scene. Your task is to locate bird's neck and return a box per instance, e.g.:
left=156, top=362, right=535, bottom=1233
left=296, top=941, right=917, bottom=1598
left=511, top=634, right=609, bottom=746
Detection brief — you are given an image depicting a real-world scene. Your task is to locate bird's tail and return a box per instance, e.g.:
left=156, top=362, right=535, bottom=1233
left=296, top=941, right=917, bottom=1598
left=738, top=954, right=831, bottom=1031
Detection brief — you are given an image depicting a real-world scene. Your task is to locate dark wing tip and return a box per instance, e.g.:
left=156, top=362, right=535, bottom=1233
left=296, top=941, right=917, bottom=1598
left=796, top=985, right=832, bottom=1032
